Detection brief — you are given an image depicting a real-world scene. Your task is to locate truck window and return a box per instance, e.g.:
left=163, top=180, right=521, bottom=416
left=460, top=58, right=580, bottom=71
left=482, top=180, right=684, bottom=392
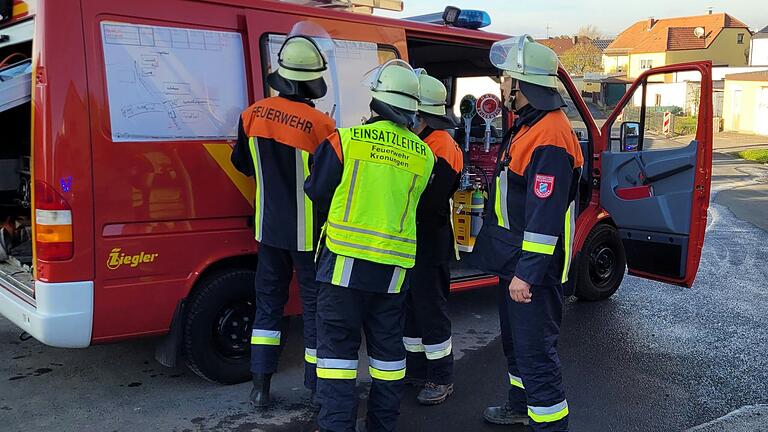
left=100, top=21, right=249, bottom=142
left=261, top=34, right=398, bottom=128
left=608, top=71, right=703, bottom=152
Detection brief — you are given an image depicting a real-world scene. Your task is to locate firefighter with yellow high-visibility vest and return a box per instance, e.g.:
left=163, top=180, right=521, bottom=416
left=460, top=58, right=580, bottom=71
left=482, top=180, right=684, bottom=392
left=473, top=36, right=584, bottom=431
left=230, top=35, right=335, bottom=408
left=304, top=60, right=435, bottom=432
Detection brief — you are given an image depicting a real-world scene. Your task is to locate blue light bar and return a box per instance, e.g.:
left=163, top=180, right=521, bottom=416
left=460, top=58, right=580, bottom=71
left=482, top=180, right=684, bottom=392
left=405, top=7, right=491, bottom=30
left=452, top=9, right=492, bottom=30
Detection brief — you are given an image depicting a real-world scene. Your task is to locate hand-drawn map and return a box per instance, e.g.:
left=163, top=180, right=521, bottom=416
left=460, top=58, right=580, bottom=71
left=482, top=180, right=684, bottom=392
left=101, top=22, right=248, bottom=142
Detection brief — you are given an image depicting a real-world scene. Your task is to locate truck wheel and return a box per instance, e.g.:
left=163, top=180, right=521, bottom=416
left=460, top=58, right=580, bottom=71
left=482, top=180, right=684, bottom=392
left=183, top=269, right=256, bottom=384
left=575, top=224, right=626, bottom=301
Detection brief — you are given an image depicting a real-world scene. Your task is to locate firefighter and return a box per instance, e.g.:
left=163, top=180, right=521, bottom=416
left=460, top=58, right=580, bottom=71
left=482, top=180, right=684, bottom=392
left=403, top=70, right=463, bottom=405
left=473, top=35, right=583, bottom=431
left=304, top=59, right=435, bottom=432
left=230, top=35, right=336, bottom=408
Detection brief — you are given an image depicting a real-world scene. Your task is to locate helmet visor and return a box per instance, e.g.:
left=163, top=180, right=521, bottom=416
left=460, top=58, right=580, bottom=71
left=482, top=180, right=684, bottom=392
left=490, top=35, right=554, bottom=76
left=414, top=68, right=448, bottom=110
left=279, top=21, right=334, bottom=73
left=361, top=59, right=416, bottom=90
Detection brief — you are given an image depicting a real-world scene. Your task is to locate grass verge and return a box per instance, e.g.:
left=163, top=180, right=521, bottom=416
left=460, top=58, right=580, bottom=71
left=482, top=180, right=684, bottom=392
left=737, top=149, right=768, bottom=164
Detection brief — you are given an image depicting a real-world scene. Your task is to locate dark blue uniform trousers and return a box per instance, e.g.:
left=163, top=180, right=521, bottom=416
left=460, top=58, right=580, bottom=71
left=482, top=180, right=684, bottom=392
left=404, top=262, right=453, bottom=384
left=316, top=283, right=407, bottom=432
left=499, top=280, right=569, bottom=432
left=250, top=243, right=319, bottom=391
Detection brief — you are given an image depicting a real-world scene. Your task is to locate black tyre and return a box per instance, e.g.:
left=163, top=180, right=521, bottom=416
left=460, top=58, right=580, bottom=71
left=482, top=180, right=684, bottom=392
left=574, top=223, right=626, bottom=301
left=183, top=269, right=256, bottom=384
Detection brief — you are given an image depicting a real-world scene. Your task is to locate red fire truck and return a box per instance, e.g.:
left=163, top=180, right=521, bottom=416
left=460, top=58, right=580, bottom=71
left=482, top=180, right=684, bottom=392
left=0, top=0, right=713, bottom=384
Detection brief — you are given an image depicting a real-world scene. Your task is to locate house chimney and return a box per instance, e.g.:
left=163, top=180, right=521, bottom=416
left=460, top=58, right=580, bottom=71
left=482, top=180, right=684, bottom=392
left=707, top=7, right=713, bottom=15
left=647, top=17, right=656, bottom=30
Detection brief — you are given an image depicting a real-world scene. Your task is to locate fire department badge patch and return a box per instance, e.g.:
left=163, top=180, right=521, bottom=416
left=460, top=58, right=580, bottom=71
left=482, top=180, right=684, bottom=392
left=534, top=174, right=555, bottom=198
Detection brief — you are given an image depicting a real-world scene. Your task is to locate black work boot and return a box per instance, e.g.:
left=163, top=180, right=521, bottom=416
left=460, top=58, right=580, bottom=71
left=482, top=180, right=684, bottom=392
left=249, top=373, right=272, bottom=408
left=483, top=401, right=529, bottom=425
left=417, top=382, right=454, bottom=405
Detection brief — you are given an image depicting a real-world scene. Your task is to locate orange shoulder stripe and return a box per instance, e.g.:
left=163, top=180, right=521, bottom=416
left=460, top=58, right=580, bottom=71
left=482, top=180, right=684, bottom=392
left=424, top=130, right=464, bottom=173
left=326, top=131, right=343, bottom=162
left=241, top=97, right=336, bottom=154
left=507, top=110, right=584, bottom=176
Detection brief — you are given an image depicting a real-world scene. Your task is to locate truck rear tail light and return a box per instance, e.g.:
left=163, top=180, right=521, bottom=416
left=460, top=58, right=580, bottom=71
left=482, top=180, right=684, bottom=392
left=34, top=181, right=73, bottom=261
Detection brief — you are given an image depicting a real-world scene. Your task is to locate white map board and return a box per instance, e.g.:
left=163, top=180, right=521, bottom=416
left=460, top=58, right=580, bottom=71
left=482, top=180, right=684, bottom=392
left=101, top=22, right=248, bottom=142
left=267, top=35, right=380, bottom=128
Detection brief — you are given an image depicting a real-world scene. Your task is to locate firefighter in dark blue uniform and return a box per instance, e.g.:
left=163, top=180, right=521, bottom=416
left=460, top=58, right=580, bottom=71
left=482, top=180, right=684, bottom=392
left=231, top=36, right=336, bottom=408
left=305, top=60, right=435, bottom=432
left=474, top=36, right=584, bottom=431
left=403, top=70, right=463, bottom=405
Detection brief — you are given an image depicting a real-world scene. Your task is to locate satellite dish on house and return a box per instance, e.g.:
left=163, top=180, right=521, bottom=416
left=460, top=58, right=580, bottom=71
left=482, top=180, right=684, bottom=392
left=694, top=27, right=705, bottom=38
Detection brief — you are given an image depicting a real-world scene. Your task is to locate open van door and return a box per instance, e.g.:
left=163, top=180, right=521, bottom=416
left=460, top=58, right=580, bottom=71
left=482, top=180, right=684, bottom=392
left=598, top=62, right=713, bottom=287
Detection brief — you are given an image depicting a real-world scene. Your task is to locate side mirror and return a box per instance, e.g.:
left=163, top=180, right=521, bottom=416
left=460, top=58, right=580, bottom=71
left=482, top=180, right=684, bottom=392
left=620, top=121, right=640, bottom=152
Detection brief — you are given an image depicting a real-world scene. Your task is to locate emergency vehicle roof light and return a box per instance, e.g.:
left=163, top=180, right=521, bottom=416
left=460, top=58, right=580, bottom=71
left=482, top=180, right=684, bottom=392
left=406, top=6, right=491, bottom=30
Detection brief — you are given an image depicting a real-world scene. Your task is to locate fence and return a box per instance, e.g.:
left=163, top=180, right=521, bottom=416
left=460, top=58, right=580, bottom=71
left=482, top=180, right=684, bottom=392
left=621, top=106, right=699, bottom=137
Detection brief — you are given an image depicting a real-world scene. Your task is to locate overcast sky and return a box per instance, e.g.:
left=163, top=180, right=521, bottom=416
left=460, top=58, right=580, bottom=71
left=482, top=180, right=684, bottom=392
left=376, top=0, right=768, bottom=38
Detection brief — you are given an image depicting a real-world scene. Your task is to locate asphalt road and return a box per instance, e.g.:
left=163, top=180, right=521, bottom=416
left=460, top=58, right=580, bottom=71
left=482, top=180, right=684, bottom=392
left=2, top=152, right=767, bottom=432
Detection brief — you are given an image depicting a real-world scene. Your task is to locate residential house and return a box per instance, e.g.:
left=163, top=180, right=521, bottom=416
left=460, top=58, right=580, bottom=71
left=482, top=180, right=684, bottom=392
left=538, top=37, right=577, bottom=56
left=750, top=26, right=768, bottom=66
left=604, top=13, right=751, bottom=81
left=723, top=71, right=768, bottom=135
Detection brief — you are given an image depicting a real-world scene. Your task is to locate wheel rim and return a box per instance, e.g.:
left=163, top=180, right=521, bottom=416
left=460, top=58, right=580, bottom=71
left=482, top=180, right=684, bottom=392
left=589, top=244, right=616, bottom=289
left=213, top=300, right=254, bottom=359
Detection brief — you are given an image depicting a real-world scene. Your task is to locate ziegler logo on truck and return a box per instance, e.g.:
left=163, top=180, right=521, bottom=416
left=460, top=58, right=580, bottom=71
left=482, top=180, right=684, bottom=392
left=107, top=248, right=159, bottom=270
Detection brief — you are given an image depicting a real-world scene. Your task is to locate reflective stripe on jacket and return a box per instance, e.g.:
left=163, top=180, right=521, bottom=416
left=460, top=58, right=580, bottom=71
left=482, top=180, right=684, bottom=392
left=231, top=96, right=335, bottom=251
left=475, top=109, right=584, bottom=285
left=324, top=120, right=435, bottom=268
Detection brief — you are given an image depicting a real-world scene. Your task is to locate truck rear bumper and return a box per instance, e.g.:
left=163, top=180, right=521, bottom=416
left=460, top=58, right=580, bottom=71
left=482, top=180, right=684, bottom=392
left=0, top=280, right=93, bottom=348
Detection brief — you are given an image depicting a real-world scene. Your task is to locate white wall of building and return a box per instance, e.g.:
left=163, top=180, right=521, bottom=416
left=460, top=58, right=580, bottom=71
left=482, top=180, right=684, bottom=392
left=632, top=82, right=688, bottom=108
left=750, top=38, right=768, bottom=66
left=672, top=67, right=768, bottom=82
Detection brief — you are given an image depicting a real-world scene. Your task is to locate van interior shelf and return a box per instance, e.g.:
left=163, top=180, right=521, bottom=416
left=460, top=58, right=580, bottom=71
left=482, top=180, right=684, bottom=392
left=0, top=59, right=31, bottom=114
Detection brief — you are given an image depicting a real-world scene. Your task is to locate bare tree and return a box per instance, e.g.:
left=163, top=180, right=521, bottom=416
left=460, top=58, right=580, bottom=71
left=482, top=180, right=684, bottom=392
left=577, top=25, right=602, bottom=40
left=560, top=43, right=603, bottom=75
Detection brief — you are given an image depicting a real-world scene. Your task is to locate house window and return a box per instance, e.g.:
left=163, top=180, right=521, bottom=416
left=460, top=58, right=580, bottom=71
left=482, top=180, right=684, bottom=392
left=737, top=33, right=744, bottom=44
left=640, top=59, right=653, bottom=69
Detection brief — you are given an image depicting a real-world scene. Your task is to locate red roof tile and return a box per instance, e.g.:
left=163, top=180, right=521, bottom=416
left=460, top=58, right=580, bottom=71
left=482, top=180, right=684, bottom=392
left=606, top=13, right=749, bottom=54
left=667, top=27, right=707, bottom=50
left=537, top=38, right=576, bottom=55
left=725, top=71, right=768, bottom=81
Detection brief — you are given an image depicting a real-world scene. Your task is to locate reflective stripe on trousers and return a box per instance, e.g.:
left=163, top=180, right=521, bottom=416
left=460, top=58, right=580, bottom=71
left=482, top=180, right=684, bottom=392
left=305, top=348, right=317, bottom=364
left=368, top=357, right=406, bottom=381
left=403, top=337, right=425, bottom=353
left=251, top=329, right=280, bottom=346
left=509, top=372, right=525, bottom=389
left=528, top=400, right=569, bottom=423
left=424, top=337, right=452, bottom=360
left=295, top=148, right=314, bottom=251
left=317, top=358, right=358, bottom=380
left=248, top=137, right=265, bottom=242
